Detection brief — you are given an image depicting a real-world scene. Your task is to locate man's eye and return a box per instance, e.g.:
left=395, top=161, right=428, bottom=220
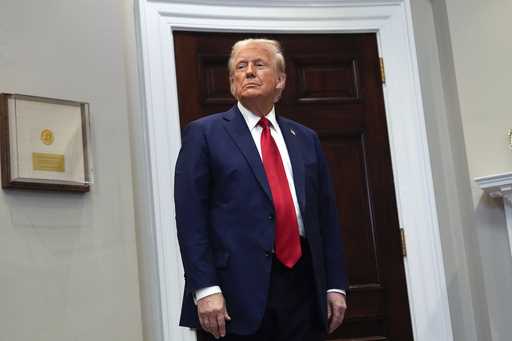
left=237, top=63, right=246, bottom=70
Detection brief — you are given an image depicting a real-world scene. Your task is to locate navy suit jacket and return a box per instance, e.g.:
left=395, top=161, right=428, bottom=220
left=174, top=105, right=347, bottom=335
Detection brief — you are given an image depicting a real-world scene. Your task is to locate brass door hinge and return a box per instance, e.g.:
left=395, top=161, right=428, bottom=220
left=400, top=228, right=407, bottom=257
left=379, top=57, right=386, bottom=84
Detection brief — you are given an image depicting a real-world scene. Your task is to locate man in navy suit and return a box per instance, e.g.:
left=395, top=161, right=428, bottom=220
left=175, top=38, right=347, bottom=340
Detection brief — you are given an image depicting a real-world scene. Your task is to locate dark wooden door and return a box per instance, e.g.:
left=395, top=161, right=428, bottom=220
left=173, top=32, right=413, bottom=341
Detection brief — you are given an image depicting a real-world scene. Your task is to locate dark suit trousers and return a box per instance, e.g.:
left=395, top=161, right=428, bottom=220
left=202, top=239, right=325, bottom=341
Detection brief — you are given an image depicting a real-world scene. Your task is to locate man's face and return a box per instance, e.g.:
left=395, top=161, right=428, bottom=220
left=230, top=43, right=285, bottom=106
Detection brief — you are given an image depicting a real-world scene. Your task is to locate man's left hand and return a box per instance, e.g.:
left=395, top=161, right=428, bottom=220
left=327, top=292, right=347, bottom=334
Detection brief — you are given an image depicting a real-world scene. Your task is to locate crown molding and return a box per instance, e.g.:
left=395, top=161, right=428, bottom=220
left=147, top=0, right=401, bottom=7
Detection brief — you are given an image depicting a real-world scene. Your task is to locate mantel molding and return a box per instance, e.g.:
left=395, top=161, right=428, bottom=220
left=475, top=172, right=512, bottom=259
left=475, top=172, right=512, bottom=200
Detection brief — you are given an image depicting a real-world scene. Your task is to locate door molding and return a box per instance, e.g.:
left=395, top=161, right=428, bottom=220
left=133, top=1, right=454, bottom=341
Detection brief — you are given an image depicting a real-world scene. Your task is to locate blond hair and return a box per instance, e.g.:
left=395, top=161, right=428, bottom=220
left=228, top=38, right=286, bottom=75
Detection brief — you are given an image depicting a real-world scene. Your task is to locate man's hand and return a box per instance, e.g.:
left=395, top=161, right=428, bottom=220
left=197, top=293, right=231, bottom=339
left=327, top=292, right=347, bottom=334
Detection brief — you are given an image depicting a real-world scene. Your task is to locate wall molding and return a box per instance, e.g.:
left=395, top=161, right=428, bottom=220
left=475, top=172, right=512, bottom=199
left=133, top=1, right=454, bottom=340
left=476, top=172, right=512, bottom=258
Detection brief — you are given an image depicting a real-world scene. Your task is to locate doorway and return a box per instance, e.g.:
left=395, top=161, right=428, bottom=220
left=134, top=2, right=454, bottom=340
left=174, top=31, right=414, bottom=341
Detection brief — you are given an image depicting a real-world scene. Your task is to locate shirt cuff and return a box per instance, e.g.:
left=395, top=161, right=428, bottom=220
left=194, top=285, right=222, bottom=304
left=327, top=289, right=346, bottom=296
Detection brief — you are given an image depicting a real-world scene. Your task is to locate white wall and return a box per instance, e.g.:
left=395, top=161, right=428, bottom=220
left=409, top=1, right=491, bottom=340
left=0, top=1, right=143, bottom=341
left=443, top=0, right=512, bottom=340
left=411, top=0, right=512, bottom=340
left=446, top=0, right=512, bottom=178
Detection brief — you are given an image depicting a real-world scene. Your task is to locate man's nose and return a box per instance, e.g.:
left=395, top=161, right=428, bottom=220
left=245, top=63, right=255, bottom=76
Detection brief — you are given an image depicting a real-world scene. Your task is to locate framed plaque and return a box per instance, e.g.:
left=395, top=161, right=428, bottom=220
left=0, top=93, right=93, bottom=192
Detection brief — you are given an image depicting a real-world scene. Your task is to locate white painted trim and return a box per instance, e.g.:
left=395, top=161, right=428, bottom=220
left=475, top=172, right=512, bottom=197
left=475, top=172, right=512, bottom=258
left=134, top=1, right=454, bottom=340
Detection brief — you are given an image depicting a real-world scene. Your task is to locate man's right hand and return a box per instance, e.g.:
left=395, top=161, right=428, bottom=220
left=197, top=293, right=231, bottom=339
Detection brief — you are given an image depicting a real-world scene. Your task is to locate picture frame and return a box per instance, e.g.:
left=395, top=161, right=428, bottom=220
left=0, top=93, right=93, bottom=192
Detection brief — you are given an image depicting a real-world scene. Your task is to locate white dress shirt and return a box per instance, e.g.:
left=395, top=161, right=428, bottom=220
left=238, top=102, right=305, bottom=237
left=195, top=103, right=345, bottom=302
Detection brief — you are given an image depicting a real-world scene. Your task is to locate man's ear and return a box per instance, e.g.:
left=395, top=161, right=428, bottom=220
left=273, top=73, right=287, bottom=103
left=276, top=73, right=286, bottom=91
left=229, top=75, right=237, bottom=98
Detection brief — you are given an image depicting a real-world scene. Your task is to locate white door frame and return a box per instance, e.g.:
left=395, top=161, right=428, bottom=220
left=133, top=1, right=454, bottom=340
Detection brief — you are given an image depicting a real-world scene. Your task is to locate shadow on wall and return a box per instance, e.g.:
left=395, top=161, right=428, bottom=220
left=2, top=190, right=92, bottom=229
left=1, top=190, right=95, bottom=265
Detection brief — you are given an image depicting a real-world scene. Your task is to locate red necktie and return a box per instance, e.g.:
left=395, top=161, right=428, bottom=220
left=258, top=117, right=302, bottom=268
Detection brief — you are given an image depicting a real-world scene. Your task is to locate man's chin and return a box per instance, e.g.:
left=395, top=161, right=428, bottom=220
left=239, top=92, right=263, bottom=100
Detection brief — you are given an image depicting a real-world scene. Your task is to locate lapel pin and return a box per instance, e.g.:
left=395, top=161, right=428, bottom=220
left=290, top=129, right=296, bottom=136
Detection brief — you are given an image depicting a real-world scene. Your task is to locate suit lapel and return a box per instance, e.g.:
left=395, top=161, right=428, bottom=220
left=222, top=106, right=272, bottom=202
left=277, top=116, right=307, bottom=216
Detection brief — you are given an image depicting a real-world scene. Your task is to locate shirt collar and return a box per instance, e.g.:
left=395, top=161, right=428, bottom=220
left=237, top=102, right=278, bottom=131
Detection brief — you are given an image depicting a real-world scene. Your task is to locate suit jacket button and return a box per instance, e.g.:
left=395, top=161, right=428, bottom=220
left=265, top=251, right=271, bottom=257
left=268, top=214, right=274, bottom=220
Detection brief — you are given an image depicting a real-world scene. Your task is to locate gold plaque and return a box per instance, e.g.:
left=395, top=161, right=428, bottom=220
left=32, top=153, right=65, bottom=172
left=40, top=129, right=55, bottom=145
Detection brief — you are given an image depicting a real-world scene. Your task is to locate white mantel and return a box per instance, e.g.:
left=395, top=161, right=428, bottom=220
left=475, top=172, right=512, bottom=257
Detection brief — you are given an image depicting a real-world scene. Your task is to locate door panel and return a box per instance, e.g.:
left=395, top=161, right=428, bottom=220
left=173, top=31, right=413, bottom=341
